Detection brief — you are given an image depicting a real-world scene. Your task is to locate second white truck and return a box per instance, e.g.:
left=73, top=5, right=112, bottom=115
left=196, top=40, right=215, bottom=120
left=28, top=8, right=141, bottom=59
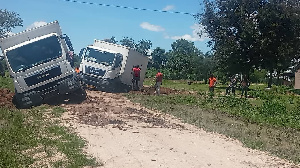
left=79, top=40, right=149, bottom=92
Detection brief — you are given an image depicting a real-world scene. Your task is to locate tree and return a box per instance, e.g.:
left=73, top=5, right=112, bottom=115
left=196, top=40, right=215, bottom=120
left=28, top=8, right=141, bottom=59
left=198, top=0, right=300, bottom=87
left=135, top=39, right=152, bottom=56
left=198, top=0, right=262, bottom=77
left=257, top=0, right=300, bottom=87
left=202, top=52, right=216, bottom=83
left=167, top=39, right=204, bottom=80
left=149, top=47, right=167, bottom=69
left=103, top=36, right=118, bottom=44
left=0, top=9, right=23, bottom=38
left=119, top=37, right=152, bottom=56
left=119, top=37, right=136, bottom=49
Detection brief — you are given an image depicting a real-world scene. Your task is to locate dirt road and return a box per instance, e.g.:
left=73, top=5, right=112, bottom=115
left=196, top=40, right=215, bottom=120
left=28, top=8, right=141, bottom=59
left=61, top=90, right=299, bottom=168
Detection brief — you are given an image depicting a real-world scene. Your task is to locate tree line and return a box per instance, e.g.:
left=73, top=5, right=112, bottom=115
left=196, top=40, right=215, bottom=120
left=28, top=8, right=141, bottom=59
left=2, top=1, right=300, bottom=87
left=197, top=0, right=300, bottom=87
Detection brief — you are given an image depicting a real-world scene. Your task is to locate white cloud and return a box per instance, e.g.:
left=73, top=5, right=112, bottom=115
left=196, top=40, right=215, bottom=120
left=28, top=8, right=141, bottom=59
left=166, top=24, right=210, bottom=42
left=27, top=21, right=47, bottom=29
left=140, top=22, right=165, bottom=32
left=163, top=5, right=175, bottom=11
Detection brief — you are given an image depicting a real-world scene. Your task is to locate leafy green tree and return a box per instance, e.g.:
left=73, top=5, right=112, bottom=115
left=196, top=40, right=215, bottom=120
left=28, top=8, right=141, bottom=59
left=0, top=9, right=23, bottom=38
left=198, top=0, right=262, bottom=77
left=199, top=0, right=300, bottom=87
left=119, top=37, right=152, bottom=56
left=135, top=39, right=152, bottom=56
left=119, top=37, right=136, bottom=49
left=202, top=52, right=216, bottom=83
left=167, top=39, right=204, bottom=80
left=257, top=0, right=300, bottom=87
left=249, top=69, right=267, bottom=84
left=149, top=47, right=167, bottom=69
left=103, top=36, right=118, bottom=44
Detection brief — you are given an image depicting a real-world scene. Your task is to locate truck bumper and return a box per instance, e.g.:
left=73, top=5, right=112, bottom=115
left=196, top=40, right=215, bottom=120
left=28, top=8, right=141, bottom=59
left=14, top=74, right=81, bottom=108
left=82, top=74, right=131, bottom=92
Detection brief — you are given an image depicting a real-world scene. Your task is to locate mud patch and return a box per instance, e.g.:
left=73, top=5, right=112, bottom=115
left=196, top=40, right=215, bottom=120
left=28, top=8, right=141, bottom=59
left=63, top=91, right=186, bottom=130
left=0, top=88, right=15, bottom=108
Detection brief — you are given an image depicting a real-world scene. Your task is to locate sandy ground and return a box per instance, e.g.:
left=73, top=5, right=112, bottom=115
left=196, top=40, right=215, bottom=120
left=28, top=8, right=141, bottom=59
left=61, top=90, right=300, bottom=168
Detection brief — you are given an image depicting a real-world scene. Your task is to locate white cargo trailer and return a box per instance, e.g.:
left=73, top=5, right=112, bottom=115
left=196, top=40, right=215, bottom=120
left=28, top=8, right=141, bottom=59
left=79, top=40, right=149, bottom=92
left=0, top=21, right=81, bottom=108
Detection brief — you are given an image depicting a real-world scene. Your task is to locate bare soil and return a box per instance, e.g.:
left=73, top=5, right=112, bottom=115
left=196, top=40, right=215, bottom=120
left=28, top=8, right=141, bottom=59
left=0, top=88, right=15, bottom=108
left=61, top=90, right=300, bottom=168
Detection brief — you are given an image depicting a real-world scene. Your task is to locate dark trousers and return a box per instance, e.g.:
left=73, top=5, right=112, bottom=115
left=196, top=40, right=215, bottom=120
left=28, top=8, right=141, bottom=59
left=241, top=86, right=248, bottom=98
left=132, top=76, right=140, bottom=91
left=226, top=86, right=236, bottom=95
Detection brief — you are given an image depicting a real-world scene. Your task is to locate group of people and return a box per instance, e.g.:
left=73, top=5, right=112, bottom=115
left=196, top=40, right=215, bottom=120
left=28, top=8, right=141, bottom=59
left=208, top=74, right=250, bottom=98
left=132, top=65, right=163, bottom=95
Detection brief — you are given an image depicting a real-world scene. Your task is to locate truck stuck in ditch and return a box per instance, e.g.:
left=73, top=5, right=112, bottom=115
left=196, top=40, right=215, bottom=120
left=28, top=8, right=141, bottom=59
left=79, top=40, right=149, bottom=92
left=0, top=21, right=82, bottom=108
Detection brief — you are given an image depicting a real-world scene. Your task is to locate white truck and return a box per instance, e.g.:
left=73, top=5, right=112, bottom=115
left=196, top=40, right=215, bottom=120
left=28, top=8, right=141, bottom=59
left=0, top=21, right=81, bottom=108
left=79, top=40, right=149, bottom=92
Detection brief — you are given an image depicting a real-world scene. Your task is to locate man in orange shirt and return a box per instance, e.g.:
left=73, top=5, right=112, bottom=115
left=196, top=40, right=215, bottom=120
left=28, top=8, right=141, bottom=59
left=75, top=67, right=80, bottom=74
left=155, top=70, right=163, bottom=95
left=132, top=65, right=141, bottom=91
left=208, top=74, right=217, bottom=94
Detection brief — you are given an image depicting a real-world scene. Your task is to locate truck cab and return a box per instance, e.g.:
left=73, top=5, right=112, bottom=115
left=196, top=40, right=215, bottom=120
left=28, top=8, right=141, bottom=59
left=79, top=40, right=148, bottom=92
left=0, top=21, right=81, bottom=108
left=80, top=45, right=123, bottom=81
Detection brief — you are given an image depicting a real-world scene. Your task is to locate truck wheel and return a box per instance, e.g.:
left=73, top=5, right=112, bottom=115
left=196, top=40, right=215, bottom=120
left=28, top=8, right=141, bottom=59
left=73, top=87, right=87, bottom=98
left=12, top=95, right=30, bottom=109
left=12, top=95, right=21, bottom=109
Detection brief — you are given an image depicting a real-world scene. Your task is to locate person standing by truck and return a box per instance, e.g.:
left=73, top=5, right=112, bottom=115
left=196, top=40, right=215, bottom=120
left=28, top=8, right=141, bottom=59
left=208, top=74, right=217, bottom=95
left=132, top=65, right=141, bottom=91
left=155, top=70, right=163, bottom=95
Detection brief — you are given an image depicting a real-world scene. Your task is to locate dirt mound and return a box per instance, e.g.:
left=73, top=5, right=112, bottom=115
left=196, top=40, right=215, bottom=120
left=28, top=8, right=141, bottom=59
left=64, top=90, right=185, bottom=130
left=0, top=88, right=15, bottom=108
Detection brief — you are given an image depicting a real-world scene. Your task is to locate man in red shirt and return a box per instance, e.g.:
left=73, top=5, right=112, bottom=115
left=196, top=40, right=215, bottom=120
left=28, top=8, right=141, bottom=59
left=208, top=74, right=217, bottom=94
left=155, top=70, right=163, bottom=95
left=132, top=65, right=141, bottom=90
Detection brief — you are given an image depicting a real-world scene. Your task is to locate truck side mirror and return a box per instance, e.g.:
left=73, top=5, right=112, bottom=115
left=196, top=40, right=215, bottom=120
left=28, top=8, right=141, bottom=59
left=79, top=48, right=86, bottom=58
left=61, top=34, right=74, bottom=51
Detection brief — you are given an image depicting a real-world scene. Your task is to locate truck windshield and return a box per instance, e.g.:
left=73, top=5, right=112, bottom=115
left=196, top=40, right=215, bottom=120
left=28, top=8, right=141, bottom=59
left=6, top=35, right=62, bottom=72
left=85, top=48, right=116, bottom=66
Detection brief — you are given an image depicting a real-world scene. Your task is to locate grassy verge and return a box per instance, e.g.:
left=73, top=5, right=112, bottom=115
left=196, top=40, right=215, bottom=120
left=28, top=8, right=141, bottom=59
left=125, top=85, right=300, bottom=164
left=0, top=105, right=100, bottom=167
left=0, top=71, right=100, bottom=167
left=0, top=73, right=14, bottom=91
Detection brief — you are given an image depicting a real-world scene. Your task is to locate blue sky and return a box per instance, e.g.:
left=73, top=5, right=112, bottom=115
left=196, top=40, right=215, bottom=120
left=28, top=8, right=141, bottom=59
left=1, top=0, right=211, bottom=54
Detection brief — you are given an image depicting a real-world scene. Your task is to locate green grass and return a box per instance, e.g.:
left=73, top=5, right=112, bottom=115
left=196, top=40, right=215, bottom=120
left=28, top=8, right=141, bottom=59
left=126, top=80, right=300, bottom=164
left=0, top=70, right=100, bottom=167
left=126, top=93, right=300, bottom=164
left=144, top=78, right=226, bottom=92
left=0, top=105, right=100, bottom=167
left=0, top=73, right=14, bottom=91
left=51, top=107, right=66, bottom=118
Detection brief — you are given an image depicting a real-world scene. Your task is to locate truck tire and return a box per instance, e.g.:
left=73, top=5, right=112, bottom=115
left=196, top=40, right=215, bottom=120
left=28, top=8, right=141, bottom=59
left=13, top=93, right=42, bottom=109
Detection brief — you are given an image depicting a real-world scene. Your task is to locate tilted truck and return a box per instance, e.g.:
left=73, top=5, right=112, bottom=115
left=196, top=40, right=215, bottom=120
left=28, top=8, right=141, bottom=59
left=0, top=21, right=81, bottom=108
left=79, top=40, right=149, bottom=92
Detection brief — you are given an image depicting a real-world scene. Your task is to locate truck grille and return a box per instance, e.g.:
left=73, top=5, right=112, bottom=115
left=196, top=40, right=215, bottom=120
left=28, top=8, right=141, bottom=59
left=24, top=66, right=62, bottom=86
left=85, top=66, right=106, bottom=77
